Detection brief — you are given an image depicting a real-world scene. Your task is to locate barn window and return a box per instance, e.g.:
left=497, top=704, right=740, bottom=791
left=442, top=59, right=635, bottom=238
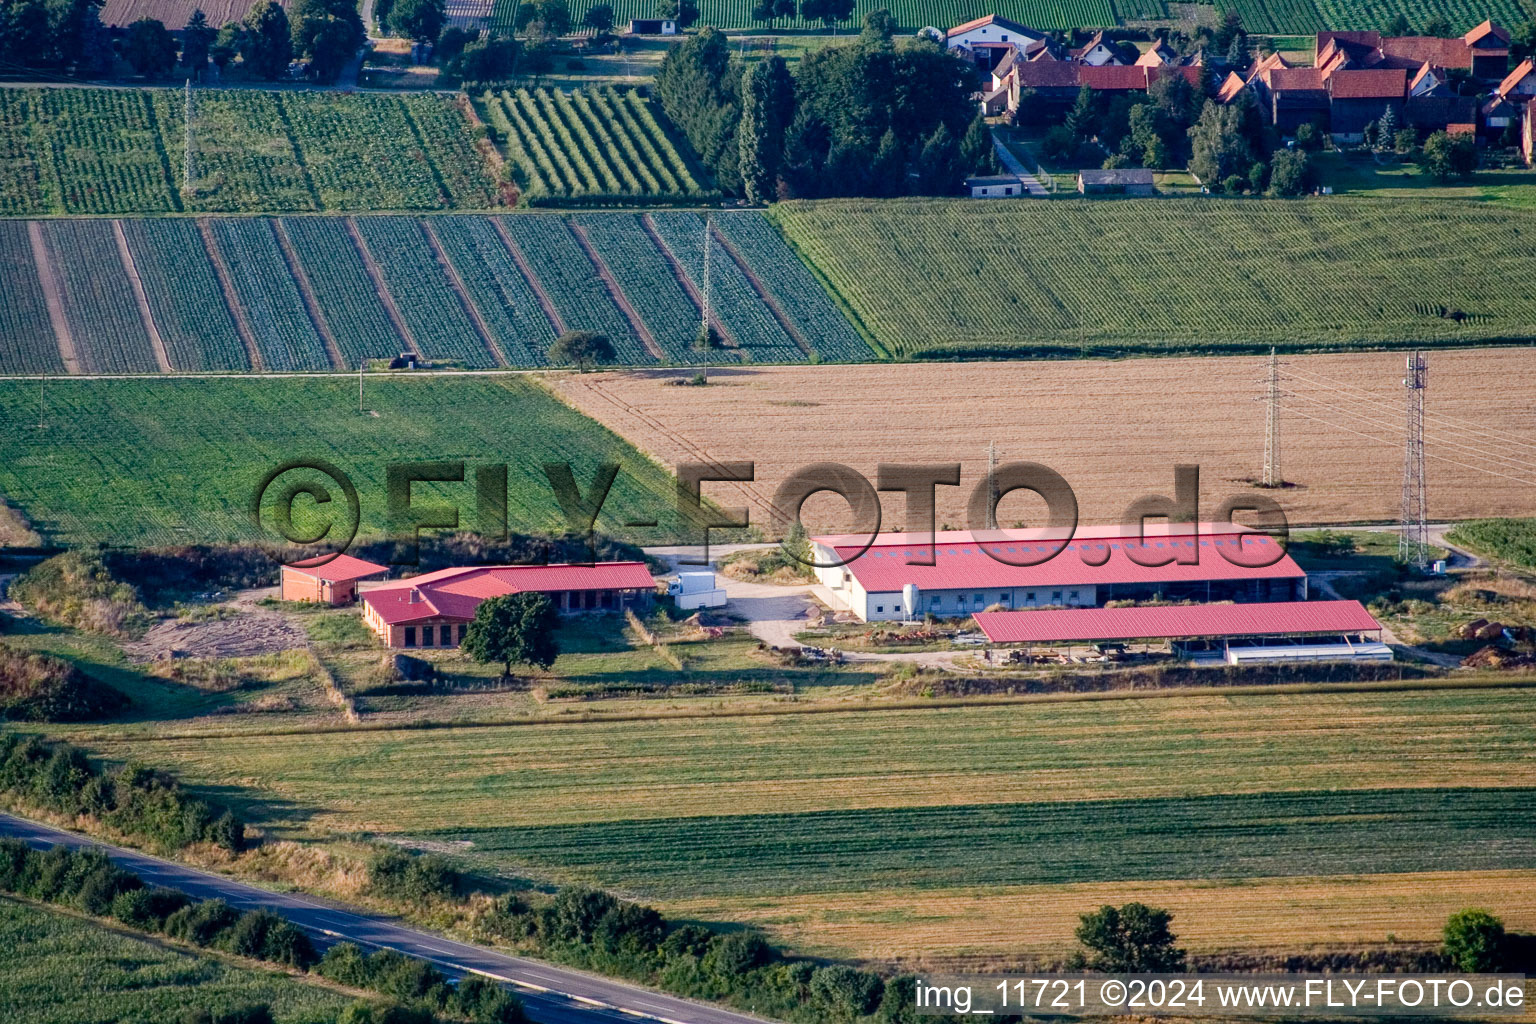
left=930, top=596, right=940, bottom=609
left=404, top=627, right=416, bottom=647
left=1052, top=591, right=1063, bottom=603
left=876, top=605, right=884, bottom=613
left=440, top=624, right=452, bottom=646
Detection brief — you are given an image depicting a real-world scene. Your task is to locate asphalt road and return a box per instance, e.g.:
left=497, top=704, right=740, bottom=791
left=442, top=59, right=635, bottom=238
left=0, top=813, right=772, bottom=1024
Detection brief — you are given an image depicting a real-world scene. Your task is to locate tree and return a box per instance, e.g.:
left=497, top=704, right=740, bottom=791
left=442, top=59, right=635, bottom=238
left=124, top=18, right=178, bottom=77
left=1065, top=85, right=1098, bottom=142
left=290, top=0, right=363, bottom=82
left=182, top=8, right=215, bottom=70
left=858, top=7, right=894, bottom=48
left=1247, top=158, right=1267, bottom=192
left=387, top=0, right=445, bottom=41
left=657, top=0, right=698, bottom=30
left=211, top=21, right=244, bottom=68
left=750, top=0, right=773, bottom=26
left=914, top=121, right=963, bottom=194
left=959, top=110, right=998, bottom=174
left=1188, top=98, right=1257, bottom=184
left=772, top=0, right=796, bottom=22
left=1075, top=903, right=1186, bottom=972
left=738, top=56, right=793, bottom=204
left=0, top=0, right=54, bottom=70
left=1293, top=121, right=1321, bottom=151
left=1513, top=19, right=1536, bottom=61
left=1386, top=12, right=1410, bottom=35
left=1267, top=147, right=1309, bottom=194
left=515, top=0, right=569, bottom=38
left=580, top=0, right=611, bottom=31
left=1444, top=909, right=1505, bottom=972
left=461, top=592, right=559, bottom=677
left=1393, top=127, right=1418, bottom=154
left=1421, top=129, right=1476, bottom=180
left=241, top=0, right=292, bottom=79
left=1376, top=103, right=1397, bottom=149
left=1423, top=15, right=1451, bottom=37
left=548, top=330, right=616, bottom=370
left=1212, top=9, right=1242, bottom=52
left=1225, top=30, right=1248, bottom=69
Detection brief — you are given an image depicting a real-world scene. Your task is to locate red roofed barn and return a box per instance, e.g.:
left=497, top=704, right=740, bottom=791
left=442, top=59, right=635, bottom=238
left=361, top=563, right=656, bottom=648
left=281, top=554, right=390, bottom=606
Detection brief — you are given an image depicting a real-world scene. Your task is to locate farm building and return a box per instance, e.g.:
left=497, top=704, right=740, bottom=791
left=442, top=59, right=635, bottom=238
left=627, top=18, right=677, bottom=34
left=810, top=523, right=1307, bottom=623
left=361, top=562, right=655, bottom=648
left=974, top=599, right=1392, bottom=664
left=966, top=174, right=1025, bottom=197
left=1078, top=168, right=1154, bottom=195
left=281, top=554, right=390, bottom=605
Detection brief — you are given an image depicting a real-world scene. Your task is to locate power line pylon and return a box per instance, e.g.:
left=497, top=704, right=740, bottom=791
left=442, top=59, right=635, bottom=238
left=700, top=215, right=712, bottom=336
left=1263, top=347, right=1283, bottom=488
left=1399, top=351, right=1429, bottom=568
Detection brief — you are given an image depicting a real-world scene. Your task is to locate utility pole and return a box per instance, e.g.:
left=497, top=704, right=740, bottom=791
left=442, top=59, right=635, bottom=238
left=1399, top=351, right=1429, bottom=568
left=183, top=79, right=196, bottom=198
left=358, top=360, right=365, bottom=415
left=987, top=440, right=998, bottom=530
left=36, top=377, right=44, bottom=429
left=700, top=215, right=713, bottom=338
left=1263, top=347, right=1283, bottom=488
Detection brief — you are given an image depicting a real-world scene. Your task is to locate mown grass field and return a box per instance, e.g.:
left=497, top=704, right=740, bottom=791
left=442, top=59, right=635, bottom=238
left=771, top=198, right=1536, bottom=358
left=0, top=87, right=496, bottom=215
left=0, top=376, right=683, bottom=548
left=0, top=897, right=350, bottom=1024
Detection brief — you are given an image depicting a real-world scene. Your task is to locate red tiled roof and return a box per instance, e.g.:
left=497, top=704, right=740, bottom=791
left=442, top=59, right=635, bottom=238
left=1216, top=70, right=1247, bottom=103
left=1248, top=50, right=1290, bottom=83
left=1497, top=58, right=1536, bottom=97
left=948, top=14, right=1039, bottom=38
left=1463, top=19, right=1511, bottom=47
left=363, top=562, right=655, bottom=625
left=284, top=553, right=390, bottom=584
left=1329, top=68, right=1406, bottom=98
left=817, top=524, right=1305, bottom=595
left=974, top=599, right=1380, bottom=644
left=1448, top=122, right=1477, bottom=135
left=1380, top=35, right=1472, bottom=69
left=1012, top=60, right=1082, bottom=88
left=1268, top=67, right=1325, bottom=92
left=1079, top=64, right=1149, bottom=90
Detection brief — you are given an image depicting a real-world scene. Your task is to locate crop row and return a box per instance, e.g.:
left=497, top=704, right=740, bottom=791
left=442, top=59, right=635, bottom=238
left=40, top=220, right=160, bottom=374
left=0, top=222, right=65, bottom=375
left=120, top=219, right=250, bottom=372
left=352, top=217, right=499, bottom=368
left=501, top=215, right=655, bottom=363
left=713, top=212, right=873, bottom=362
left=149, top=89, right=316, bottom=213
left=573, top=214, right=713, bottom=364
left=490, top=0, right=1120, bottom=31
left=648, top=212, right=807, bottom=363
left=0, top=92, right=48, bottom=215
left=431, top=216, right=557, bottom=366
left=280, top=217, right=405, bottom=369
left=207, top=219, right=332, bottom=372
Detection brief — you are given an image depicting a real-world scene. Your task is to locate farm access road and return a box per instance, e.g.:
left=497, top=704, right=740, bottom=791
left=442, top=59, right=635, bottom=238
left=0, top=813, right=776, bottom=1024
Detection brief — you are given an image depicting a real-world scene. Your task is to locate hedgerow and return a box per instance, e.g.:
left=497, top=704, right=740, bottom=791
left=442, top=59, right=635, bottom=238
left=0, top=644, right=126, bottom=722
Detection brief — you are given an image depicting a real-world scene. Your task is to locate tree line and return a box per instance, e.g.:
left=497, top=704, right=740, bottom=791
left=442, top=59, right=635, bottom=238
left=656, top=14, right=999, bottom=202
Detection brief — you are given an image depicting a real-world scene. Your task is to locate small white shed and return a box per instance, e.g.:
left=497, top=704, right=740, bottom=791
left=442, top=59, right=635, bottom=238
left=669, top=571, right=726, bottom=609
left=966, top=174, right=1024, bottom=198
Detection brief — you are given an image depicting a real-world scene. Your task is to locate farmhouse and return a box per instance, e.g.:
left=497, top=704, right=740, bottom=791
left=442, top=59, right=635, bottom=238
left=974, top=599, right=1392, bottom=664
left=966, top=173, right=1025, bottom=196
left=361, top=562, right=655, bottom=648
left=810, top=523, right=1307, bottom=623
left=280, top=554, right=390, bottom=605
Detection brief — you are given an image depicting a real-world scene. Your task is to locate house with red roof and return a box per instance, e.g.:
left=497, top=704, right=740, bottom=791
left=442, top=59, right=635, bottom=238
left=809, top=523, right=1306, bottom=622
left=281, top=554, right=390, bottom=606
left=360, top=562, right=656, bottom=649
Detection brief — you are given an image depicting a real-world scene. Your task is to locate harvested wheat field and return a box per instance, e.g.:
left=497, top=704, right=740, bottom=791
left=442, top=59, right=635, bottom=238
left=553, top=348, right=1536, bottom=532
left=667, top=870, right=1536, bottom=966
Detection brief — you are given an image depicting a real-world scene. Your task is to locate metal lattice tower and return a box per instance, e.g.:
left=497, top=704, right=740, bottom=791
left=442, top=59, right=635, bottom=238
left=701, top=216, right=713, bottom=334
left=183, top=80, right=196, bottom=197
left=1263, top=347, right=1282, bottom=487
left=986, top=440, right=998, bottom=530
left=1399, top=351, right=1429, bottom=567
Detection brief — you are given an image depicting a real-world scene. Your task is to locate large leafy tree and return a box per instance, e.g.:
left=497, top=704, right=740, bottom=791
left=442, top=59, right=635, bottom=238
left=182, top=8, right=215, bottom=70
left=462, top=592, right=560, bottom=677
left=290, top=0, right=362, bottom=81
left=547, top=330, right=616, bottom=371
left=1075, top=903, right=1186, bottom=972
left=241, top=0, right=292, bottom=79
left=388, top=0, right=445, bottom=41
left=1443, top=909, right=1505, bottom=972
left=124, top=17, right=178, bottom=77
left=657, top=0, right=698, bottom=29
left=1421, top=129, right=1476, bottom=180
left=0, top=0, right=58, bottom=68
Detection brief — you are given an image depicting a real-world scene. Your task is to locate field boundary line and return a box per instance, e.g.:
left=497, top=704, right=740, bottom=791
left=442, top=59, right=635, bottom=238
left=196, top=218, right=265, bottom=372
left=762, top=210, right=888, bottom=359
left=345, top=217, right=421, bottom=359
left=491, top=217, right=568, bottom=334
left=272, top=219, right=347, bottom=370
left=419, top=218, right=509, bottom=367
left=638, top=213, right=742, bottom=354
left=568, top=220, right=666, bottom=361
left=112, top=219, right=173, bottom=373
left=709, top=222, right=811, bottom=359
left=27, top=221, right=81, bottom=375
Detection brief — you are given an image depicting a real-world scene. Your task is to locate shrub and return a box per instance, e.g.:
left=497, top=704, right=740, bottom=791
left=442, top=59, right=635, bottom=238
left=261, top=916, right=319, bottom=969
left=181, top=1007, right=276, bottom=1024
left=112, top=886, right=191, bottom=930
left=73, top=859, right=142, bottom=915
left=165, top=898, right=240, bottom=946
left=706, top=929, right=772, bottom=976
left=369, top=848, right=461, bottom=904
left=1074, top=902, right=1186, bottom=972
left=810, top=964, right=885, bottom=1022
left=9, top=551, right=150, bottom=636
left=0, top=644, right=127, bottom=722
left=1444, top=909, right=1505, bottom=972
left=449, top=975, right=528, bottom=1023
left=319, top=942, right=373, bottom=987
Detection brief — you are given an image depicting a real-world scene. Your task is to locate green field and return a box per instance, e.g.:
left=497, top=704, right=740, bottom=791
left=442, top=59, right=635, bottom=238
left=772, top=197, right=1536, bottom=358
left=490, top=0, right=1133, bottom=33
left=0, top=375, right=685, bottom=547
left=0, top=87, right=497, bottom=215
left=476, top=86, right=717, bottom=204
left=1447, top=518, right=1536, bottom=569
left=1, top=212, right=871, bottom=373
left=1216, top=0, right=1536, bottom=36
left=0, top=897, right=350, bottom=1024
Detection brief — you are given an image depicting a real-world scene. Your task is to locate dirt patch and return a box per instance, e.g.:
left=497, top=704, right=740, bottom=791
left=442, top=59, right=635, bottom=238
left=124, top=608, right=308, bottom=662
